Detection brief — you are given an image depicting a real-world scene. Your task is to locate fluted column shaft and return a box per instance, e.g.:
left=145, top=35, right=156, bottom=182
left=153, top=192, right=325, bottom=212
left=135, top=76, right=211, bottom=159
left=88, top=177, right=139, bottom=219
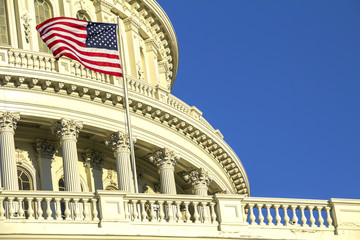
left=0, top=112, right=20, bottom=190
left=52, top=118, right=83, bottom=192
left=115, top=147, right=133, bottom=192
left=62, top=139, right=81, bottom=191
left=149, top=148, right=179, bottom=195
left=106, top=131, right=134, bottom=192
left=159, top=165, right=176, bottom=195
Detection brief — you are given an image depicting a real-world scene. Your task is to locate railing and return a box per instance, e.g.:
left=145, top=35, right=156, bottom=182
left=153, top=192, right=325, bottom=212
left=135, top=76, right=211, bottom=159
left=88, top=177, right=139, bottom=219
left=7, top=49, right=113, bottom=84
left=243, top=197, right=334, bottom=229
left=3, top=48, right=217, bottom=134
left=124, top=194, right=217, bottom=224
left=0, top=191, right=359, bottom=238
left=0, top=191, right=99, bottom=221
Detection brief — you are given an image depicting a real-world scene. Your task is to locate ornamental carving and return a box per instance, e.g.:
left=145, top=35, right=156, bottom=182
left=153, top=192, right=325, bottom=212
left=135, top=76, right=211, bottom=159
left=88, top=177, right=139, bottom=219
left=106, top=169, right=117, bottom=187
left=0, top=112, right=20, bottom=133
left=15, top=149, right=31, bottom=164
left=148, top=148, right=179, bottom=170
left=34, top=139, right=58, bottom=160
left=183, top=168, right=213, bottom=188
left=82, top=149, right=104, bottom=170
left=105, top=131, right=130, bottom=153
left=51, top=118, right=83, bottom=141
left=21, top=13, right=32, bottom=43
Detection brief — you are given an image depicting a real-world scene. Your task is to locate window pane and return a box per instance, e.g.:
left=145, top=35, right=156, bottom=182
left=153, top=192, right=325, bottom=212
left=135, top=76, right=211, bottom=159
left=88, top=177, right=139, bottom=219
left=0, top=0, right=9, bottom=45
left=35, top=0, right=52, bottom=53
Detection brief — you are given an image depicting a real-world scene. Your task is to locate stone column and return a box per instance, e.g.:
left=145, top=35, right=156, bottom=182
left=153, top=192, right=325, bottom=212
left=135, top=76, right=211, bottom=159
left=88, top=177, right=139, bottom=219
left=145, top=39, right=160, bottom=86
left=51, top=118, right=83, bottom=192
left=34, top=139, right=58, bottom=190
left=183, top=168, right=213, bottom=196
left=0, top=112, right=20, bottom=190
left=105, top=131, right=134, bottom=192
left=149, top=148, right=179, bottom=195
left=124, top=17, right=141, bottom=78
left=82, top=149, right=104, bottom=192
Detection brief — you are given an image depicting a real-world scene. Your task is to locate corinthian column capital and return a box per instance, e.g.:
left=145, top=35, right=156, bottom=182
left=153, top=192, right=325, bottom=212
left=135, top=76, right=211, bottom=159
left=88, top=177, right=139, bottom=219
left=34, top=139, right=58, bottom=160
left=82, top=149, right=104, bottom=170
left=0, top=112, right=20, bottom=134
left=105, top=131, right=130, bottom=154
left=149, top=148, right=179, bottom=171
left=51, top=118, right=83, bottom=141
left=184, top=168, right=213, bottom=188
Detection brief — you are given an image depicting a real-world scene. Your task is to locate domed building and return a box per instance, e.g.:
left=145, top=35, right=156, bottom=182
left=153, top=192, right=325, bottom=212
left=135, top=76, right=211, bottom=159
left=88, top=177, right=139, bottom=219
left=0, top=0, right=359, bottom=239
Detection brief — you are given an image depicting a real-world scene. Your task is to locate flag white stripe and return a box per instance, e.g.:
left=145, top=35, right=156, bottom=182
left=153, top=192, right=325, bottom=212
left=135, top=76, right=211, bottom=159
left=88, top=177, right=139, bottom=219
left=51, top=42, right=120, bottom=64
left=42, top=30, right=86, bottom=43
left=56, top=49, right=122, bottom=73
left=48, top=37, right=120, bottom=57
left=38, top=18, right=87, bottom=33
left=42, top=24, right=87, bottom=36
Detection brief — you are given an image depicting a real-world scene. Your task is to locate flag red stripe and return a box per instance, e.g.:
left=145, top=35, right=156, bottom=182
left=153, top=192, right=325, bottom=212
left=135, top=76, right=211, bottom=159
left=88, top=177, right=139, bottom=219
left=61, top=52, right=122, bottom=77
left=52, top=45, right=121, bottom=68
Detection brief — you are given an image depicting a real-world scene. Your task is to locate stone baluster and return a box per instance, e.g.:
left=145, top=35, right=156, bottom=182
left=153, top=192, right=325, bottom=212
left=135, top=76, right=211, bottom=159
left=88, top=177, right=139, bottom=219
left=265, top=204, right=273, bottom=225
left=257, top=204, right=265, bottom=225
left=34, top=139, right=58, bottom=190
left=317, top=206, right=325, bottom=227
left=105, top=131, right=134, bottom=192
left=140, top=200, right=147, bottom=222
left=149, top=148, right=179, bottom=194
left=325, top=207, right=333, bottom=227
left=183, top=168, right=213, bottom=196
left=291, top=205, right=299, bottom=226
left=51, top=118, right=83, bottom=192
left=0, top=112, right=20, bottom=190
left=0, top=198, right=5, bottom=219
left=309, top=206, right=315, bottom=227
left=300, top=206, right=307, bottom=227
left=248, top=204, right=256, bottom=225
left=274, top=204, right=282, bottom=226
left=283, top=205, right=290, bottom=226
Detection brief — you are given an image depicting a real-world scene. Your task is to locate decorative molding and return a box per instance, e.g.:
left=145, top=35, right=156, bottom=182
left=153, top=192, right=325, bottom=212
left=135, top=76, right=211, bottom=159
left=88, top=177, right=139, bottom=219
left=0, top=74, right=249, bottom=195
left=15, top=149, right=31, bottom=165
left=124, top=17, right=141, bottom=32
left=148, top=148, right=179, bottom=171
left=82, top=149, right=105, bottom=170
left=105, top=131, right=130, bottom=154
left=51, top=118, right=83, bottom=141
left=34, top=139, right=58, bottom=160
left=0, top=112, right=20, bottom=134
left=21, top=13, right=32, bottom=43
left=183, top=168, right=213, bottom=188
left=105, top=169, right=118, bottom=187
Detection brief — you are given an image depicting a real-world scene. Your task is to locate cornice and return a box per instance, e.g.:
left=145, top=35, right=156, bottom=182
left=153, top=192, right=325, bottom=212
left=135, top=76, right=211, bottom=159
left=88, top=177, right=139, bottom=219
left=0, top=71, right=249, bottom=196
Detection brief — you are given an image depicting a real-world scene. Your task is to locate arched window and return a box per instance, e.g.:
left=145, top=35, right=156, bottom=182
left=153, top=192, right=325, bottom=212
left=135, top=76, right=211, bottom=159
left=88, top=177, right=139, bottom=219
left=34, top=0, right=52, bottom=53
left=17, top=167, right=33, bottom=190
left=76, top=10, right=90, bottom=21
left=0, top=0, right=10, bottom=45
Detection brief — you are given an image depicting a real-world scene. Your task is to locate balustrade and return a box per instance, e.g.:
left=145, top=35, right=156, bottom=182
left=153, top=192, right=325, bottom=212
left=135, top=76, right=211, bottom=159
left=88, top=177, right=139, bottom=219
left=0, top=192, right=99, bottom=221
left=123, top=195, right=217, bottom=225
left=243, top=198, right=334, bottom=229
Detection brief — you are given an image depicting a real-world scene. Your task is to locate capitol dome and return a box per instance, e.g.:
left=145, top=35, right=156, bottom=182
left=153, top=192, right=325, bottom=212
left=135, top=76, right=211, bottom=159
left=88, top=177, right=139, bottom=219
left=0, top=0, right=358, bottom=239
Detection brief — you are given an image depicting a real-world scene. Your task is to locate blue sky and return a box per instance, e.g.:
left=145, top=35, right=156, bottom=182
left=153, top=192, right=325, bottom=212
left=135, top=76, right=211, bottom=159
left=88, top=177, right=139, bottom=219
left=157, top=0, right=360, bottom=200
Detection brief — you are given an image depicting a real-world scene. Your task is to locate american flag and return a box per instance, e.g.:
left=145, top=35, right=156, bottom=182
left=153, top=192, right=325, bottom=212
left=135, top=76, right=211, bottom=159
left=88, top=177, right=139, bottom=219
left=36, top=17, right=122, bottom=77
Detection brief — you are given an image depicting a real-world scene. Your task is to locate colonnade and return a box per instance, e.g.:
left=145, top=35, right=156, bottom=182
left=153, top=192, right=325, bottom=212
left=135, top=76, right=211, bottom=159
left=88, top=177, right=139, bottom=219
left=0, top=111, right=213, bottom=195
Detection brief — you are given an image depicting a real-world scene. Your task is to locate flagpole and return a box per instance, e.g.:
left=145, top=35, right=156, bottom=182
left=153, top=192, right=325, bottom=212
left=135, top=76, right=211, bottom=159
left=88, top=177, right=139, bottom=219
left=116, top=16, right=139, bottom=193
